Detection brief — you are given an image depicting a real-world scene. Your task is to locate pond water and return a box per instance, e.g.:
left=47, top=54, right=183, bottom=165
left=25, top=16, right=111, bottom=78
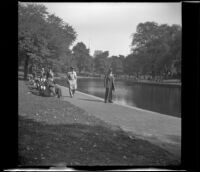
left=77, top=78, right=181, bottom=118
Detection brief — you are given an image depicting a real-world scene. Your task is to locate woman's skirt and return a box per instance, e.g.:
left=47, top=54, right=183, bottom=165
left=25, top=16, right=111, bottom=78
left=69, top=80, right=77, bottom=90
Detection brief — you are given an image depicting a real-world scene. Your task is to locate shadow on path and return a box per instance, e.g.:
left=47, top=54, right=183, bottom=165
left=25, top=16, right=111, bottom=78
left=78, top=98, right=103, bottom=103
left=62, top=95, right=71, bottom=98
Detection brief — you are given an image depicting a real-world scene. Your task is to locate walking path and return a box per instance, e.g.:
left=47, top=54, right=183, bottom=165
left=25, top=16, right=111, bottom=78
left=56, top=84, right=181, bottom=158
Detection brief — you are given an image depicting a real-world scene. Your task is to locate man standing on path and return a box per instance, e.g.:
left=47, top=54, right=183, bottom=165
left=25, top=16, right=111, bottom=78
left=104, top=67, right=115, bottom=103
left=67, top=67, right=77, bottom=98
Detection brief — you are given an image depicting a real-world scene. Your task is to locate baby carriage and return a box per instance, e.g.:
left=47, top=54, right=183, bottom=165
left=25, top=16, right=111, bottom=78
left=45, top=79, right=62, bottom=98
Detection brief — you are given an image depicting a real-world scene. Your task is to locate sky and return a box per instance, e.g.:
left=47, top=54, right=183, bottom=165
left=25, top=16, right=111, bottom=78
left=38, top=2, right=181, bottom=57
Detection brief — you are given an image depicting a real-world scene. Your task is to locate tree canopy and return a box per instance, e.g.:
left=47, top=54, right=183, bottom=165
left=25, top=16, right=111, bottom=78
left=72, top=42, right=92, bottom=73
left=18, top=2, right=77, bottom=79
left=93, top=51, right=110, bottom=74
left=128, top=22, right=181, bottom=78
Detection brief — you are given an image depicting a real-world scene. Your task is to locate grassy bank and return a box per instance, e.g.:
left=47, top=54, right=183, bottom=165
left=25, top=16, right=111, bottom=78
left=18, top=79, right=180, bottom=167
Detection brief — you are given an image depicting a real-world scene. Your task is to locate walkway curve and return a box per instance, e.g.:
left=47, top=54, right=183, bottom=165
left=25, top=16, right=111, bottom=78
left=56, top=84, right=181, bottom=158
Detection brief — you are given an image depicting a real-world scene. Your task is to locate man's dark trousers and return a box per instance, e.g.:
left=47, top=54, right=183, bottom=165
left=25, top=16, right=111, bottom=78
left=105, top=88, right=112, bottom=102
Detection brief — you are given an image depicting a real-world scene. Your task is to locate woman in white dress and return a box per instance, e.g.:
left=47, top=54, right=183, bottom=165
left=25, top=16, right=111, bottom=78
left=47, top=68, right=55, bottom=96
left=67, top=67, right=77, bottom=97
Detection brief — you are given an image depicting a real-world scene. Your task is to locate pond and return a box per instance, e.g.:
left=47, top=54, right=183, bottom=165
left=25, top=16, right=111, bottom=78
left=77, top=78, right=181, bottom=118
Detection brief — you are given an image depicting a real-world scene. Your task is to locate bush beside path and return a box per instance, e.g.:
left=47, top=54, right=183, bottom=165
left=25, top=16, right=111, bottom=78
left=18, top=80, right=180, bottom=167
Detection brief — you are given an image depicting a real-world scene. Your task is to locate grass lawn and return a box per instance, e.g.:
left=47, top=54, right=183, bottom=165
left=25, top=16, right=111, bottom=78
left=18, top=79, right=180, bottom=167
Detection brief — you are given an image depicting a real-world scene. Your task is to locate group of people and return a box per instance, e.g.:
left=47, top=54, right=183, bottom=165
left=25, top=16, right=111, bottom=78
left=29, top=64, right=116, bottom=103
left=29, top=66, right=61, bottom=97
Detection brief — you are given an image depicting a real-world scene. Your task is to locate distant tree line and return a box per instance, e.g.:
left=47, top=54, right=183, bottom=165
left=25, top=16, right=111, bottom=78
left=127, top=22, right=181, bottom=80
left=19, top=3, right=181, bottom=80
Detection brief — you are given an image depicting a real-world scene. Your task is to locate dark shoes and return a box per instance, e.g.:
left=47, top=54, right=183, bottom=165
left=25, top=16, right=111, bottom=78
left=105, top=100, right=113, bottom=103
left=70, top=93, right=75, bottom=98
left=70, top=90, right=75, bottom=98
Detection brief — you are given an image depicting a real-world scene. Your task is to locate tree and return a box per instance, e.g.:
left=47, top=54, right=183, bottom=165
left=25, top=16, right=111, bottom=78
left=61, top=49, right=76, bottom=71
left=19, top=3, right=48, bottom=79
left=18, top=2, right=77, bottom=79
left=110, top=56, right=124, bottom=75
left=130, top=22, right=181, bottom=79
left=124, top=54, right=141, bottom=77
left=93, top=51, right=110, bottom=74
left=72, top=42, right=92, bottom=73
left=84, top=56, right=95, bottom=73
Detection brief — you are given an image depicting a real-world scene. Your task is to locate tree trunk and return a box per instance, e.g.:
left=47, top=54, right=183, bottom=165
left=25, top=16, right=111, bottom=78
left=24, top=55, right=29, bottom=80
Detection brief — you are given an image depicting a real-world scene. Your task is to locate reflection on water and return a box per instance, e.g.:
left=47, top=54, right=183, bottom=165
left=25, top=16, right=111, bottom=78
left=77, top=78, right=181, bottom=117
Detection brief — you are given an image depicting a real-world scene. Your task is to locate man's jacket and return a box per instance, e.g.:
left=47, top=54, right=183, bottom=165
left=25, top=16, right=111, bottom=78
left=104, top=74, right=115, bottom=90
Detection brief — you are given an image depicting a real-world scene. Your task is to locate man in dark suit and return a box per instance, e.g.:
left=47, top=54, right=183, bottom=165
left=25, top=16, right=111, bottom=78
left=104, top=68, right=115, bottom=103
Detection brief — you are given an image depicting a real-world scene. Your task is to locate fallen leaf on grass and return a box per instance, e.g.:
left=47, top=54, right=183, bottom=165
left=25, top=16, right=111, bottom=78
left=123, top=155, right=127, bottom=159
left=26, top=146, right=30, bottom=151
left=41, top=153, right=45, bottom=160
left=129, top=135, right=135, bottom=141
